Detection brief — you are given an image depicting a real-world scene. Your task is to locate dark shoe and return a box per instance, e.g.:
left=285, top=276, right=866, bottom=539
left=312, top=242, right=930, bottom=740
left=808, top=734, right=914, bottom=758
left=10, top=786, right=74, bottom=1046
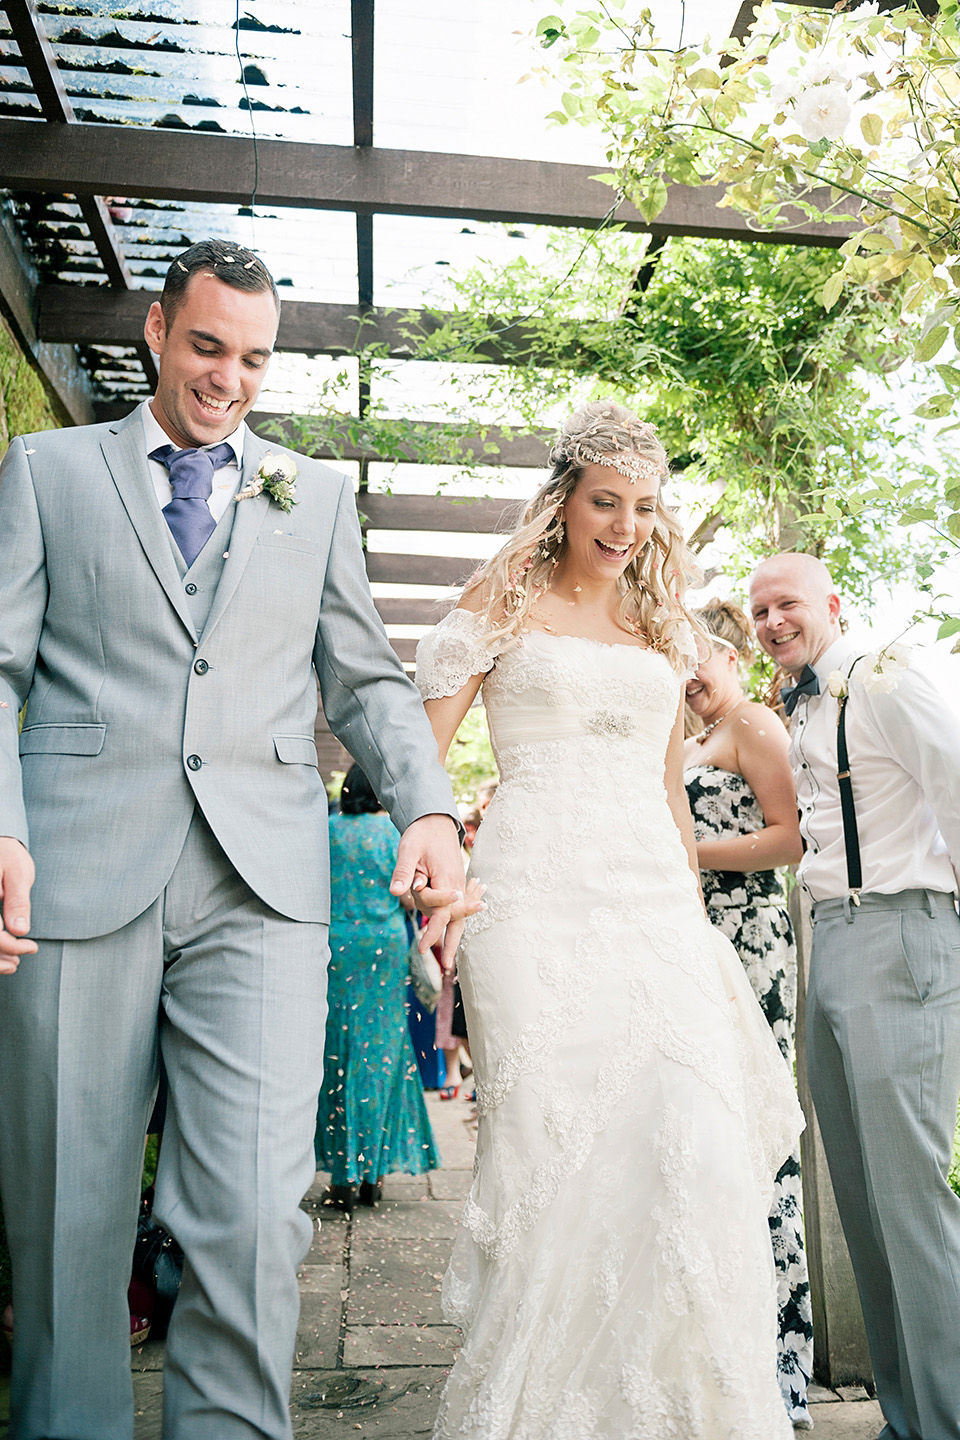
left=358, top=1180, right=383, bottom=1207
left=321, top=1184, right=355, bottom=1213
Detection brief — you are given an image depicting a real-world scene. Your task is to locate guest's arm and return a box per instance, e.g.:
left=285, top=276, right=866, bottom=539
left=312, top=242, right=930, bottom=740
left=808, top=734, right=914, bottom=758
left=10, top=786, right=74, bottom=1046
left=694, top=703, right=802, bottom=873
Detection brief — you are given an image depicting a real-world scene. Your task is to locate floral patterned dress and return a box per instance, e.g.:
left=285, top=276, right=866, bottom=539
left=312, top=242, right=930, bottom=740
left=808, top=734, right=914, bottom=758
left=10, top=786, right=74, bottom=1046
left=684, top=762, right=814, bottom=1426
left=315, top=811, right=439, bottom=1186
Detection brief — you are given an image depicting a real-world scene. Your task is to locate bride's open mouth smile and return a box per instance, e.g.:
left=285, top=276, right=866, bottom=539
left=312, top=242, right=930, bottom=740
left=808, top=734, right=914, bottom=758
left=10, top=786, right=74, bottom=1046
left=595, top=539, right=632, bottom=560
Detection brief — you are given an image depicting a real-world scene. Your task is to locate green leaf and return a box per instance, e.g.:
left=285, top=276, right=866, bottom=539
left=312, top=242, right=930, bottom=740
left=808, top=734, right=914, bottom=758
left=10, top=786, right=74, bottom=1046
left=638, top=176, right=669, bottom=223
left=561, top=91, right=581, bottom=117
left=686, top=68, right=721, bottom=90
left=860, top=231, right=895, bottom=253
left=937, top=616, right=960, bottom=638
left=860, top=113, right=883, bottom=147
left=914, top=326, right=949, bottom=363
left=914, top=393, right=954, bottom=419
left=822, top=271, right=845, bottom=311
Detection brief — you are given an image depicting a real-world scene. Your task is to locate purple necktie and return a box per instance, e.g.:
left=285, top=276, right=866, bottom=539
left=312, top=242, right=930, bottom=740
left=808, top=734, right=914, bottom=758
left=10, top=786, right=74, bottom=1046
left=149, top=442, right=235, bottom=567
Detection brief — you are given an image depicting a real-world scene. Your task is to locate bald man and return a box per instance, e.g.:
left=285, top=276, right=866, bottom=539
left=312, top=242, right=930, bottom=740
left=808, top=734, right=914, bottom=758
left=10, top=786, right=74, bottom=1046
left=750, top=552, right=960, bottom=1440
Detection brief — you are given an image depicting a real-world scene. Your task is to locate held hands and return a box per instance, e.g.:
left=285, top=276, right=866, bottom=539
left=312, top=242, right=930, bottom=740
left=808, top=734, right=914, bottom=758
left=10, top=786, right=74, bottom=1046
left=0, top=837, right=37, bottom=974
left=390, top=813, right=484, bottom=970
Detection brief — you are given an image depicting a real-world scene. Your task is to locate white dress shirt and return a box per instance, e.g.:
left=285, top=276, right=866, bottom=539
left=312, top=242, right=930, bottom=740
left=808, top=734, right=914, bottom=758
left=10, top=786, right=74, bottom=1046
left=140, top=400, right=245, bottom=523
left=790, top=635, right=960, bottom=901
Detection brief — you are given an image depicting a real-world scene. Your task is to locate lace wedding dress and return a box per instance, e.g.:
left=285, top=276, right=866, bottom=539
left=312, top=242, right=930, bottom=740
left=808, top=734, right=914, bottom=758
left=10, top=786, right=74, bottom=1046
left=416, top=610, right=804, bottom=1440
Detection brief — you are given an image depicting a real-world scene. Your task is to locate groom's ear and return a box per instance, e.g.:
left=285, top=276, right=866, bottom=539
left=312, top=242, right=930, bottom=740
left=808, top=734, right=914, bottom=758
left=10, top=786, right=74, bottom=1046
left=144, top=300, right=166, bottom=358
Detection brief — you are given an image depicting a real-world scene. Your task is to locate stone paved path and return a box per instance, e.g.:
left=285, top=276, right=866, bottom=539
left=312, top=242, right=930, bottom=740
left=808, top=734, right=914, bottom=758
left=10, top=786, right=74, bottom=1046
left=2, top=1091, right=884, bottom=1436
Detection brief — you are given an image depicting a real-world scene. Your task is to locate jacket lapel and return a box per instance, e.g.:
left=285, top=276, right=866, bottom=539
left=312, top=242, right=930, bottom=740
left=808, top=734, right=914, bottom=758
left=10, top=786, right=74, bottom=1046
left=100, top=409, right=198, bottom=642
left=199, top=432, right=271, bottom=643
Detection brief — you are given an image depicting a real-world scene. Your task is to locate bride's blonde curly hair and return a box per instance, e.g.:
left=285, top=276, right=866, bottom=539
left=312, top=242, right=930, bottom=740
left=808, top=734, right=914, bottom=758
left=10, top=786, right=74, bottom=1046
left=463, top=400, right=707, bottom=674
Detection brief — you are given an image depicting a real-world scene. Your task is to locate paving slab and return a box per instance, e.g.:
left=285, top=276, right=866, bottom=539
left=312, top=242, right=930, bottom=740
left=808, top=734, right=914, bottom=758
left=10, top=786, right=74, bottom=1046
left=351, top=1199, right=461, bottom=1242
left=295, top=1263, right=343, bottom=1369
left=348, top=1236, right=449, bottom=1325
left=427, top=1169, right=471, bottom=1202
left=290, top=1367, right=447, bottom=1439
left=807, top=1397, right=884, bottom=1436
left=343, top=1322, right=461, bottom=1367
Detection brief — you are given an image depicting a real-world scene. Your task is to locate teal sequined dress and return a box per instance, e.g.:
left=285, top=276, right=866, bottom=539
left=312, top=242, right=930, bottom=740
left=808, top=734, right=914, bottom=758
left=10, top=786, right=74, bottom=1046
left=315, top=811, right=439, bottom=1185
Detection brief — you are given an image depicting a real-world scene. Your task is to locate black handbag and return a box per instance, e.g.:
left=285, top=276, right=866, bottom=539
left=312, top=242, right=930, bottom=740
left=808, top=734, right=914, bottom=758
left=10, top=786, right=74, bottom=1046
left=133, top=1193, right=184, bottom=1337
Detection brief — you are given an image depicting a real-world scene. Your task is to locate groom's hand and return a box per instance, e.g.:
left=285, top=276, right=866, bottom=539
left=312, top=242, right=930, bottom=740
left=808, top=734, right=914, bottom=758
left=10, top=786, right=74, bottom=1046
left=391, top=814, right=465, bottom=968
left=0, top=837, right=37, bottom=973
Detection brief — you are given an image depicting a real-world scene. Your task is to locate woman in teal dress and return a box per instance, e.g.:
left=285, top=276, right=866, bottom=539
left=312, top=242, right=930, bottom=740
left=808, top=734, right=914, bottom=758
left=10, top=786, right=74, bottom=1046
left=315, top=764, right=439, bottom=1209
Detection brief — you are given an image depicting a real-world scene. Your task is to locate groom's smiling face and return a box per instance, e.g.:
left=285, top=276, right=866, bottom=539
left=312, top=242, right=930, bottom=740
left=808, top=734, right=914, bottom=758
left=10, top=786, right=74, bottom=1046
left=144, top=271, right=279, bottom=449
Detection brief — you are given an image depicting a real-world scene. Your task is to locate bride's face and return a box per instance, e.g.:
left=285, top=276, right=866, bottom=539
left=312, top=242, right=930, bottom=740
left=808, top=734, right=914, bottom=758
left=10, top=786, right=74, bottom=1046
left=561, top=463, right=659, bottom=583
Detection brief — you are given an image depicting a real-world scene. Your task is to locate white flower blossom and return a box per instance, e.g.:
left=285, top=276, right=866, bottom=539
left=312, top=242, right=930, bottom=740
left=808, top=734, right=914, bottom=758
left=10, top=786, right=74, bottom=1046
left=827, top=670, right=848, bottom=699
left=848, top=1, right=880, bottom=17
left=770, top=78, right=801, bottom=109
left=235, top=452, right=299, bottom=511
left=795, top=83, right=853, bottom=143
left=857, top=644, right=910, bottom=694
left=803, top=55, right=852, bottom=88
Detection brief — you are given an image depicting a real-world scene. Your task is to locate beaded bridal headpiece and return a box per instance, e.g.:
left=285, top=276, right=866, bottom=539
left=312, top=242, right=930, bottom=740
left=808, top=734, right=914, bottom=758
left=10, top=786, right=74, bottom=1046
left=548, top=400, right=667, bottom=486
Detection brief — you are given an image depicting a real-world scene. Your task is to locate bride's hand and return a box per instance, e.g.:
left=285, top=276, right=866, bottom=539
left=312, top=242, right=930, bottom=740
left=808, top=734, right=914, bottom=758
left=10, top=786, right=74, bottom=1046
left=417, top=877, right=486, bottom=971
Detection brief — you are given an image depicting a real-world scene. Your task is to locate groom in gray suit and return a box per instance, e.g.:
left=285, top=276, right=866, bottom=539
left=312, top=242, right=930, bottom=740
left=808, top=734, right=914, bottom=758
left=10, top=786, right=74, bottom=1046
left=0, top=238, right=464, bottom=1439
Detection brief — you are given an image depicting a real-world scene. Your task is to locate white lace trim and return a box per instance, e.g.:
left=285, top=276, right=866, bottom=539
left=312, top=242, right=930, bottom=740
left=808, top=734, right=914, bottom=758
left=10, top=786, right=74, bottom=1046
left=415, top=608, right=502, bottom=699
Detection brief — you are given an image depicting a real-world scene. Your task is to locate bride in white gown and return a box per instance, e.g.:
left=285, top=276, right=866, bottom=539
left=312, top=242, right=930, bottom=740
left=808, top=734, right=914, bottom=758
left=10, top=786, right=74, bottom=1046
left=416, top=401, right=804, bottom=1440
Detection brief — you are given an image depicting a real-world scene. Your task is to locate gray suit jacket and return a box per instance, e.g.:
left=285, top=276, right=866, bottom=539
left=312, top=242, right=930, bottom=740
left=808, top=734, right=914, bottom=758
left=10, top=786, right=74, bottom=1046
left=0, top=408, right=457, bottom=938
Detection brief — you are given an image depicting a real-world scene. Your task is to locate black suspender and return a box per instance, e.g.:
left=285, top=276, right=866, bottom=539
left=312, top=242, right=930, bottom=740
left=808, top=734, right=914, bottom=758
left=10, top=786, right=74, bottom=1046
left=835, top=656, right=865, bottom=904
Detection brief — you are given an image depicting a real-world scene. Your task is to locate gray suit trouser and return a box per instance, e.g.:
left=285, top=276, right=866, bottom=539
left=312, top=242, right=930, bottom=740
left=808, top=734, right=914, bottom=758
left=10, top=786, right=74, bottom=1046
left=807, top=888, right=960, bottom=1440
left=0, top=809, right=327, bottom=1440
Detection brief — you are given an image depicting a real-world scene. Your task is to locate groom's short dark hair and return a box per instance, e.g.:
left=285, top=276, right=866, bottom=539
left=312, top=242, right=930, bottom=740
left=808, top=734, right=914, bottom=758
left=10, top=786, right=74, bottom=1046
left=161, top=239, right=280, bottom=324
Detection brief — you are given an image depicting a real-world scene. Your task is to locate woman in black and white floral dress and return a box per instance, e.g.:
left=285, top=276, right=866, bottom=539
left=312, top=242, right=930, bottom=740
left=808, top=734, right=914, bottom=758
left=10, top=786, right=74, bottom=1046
left=684, top=598, right=815, bottom=1430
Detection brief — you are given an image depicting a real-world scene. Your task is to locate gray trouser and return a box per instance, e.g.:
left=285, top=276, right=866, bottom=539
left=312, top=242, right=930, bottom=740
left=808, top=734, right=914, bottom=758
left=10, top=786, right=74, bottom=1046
left=807, top=888, right=960, bottom=1440
left=0, top=809, right=328, bottom=1440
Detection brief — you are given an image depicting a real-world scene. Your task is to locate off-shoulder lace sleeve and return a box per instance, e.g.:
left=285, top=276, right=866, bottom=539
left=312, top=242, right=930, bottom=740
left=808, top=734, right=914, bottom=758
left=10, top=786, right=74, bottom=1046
left=415, top=608, right=502, bottom=700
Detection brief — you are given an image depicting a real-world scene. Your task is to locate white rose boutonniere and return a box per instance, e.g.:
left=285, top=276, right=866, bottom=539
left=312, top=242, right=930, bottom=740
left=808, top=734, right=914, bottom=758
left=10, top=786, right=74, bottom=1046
left=236, top=452, right=298, bottom=512
left=827, top=670, right=848, bottom=700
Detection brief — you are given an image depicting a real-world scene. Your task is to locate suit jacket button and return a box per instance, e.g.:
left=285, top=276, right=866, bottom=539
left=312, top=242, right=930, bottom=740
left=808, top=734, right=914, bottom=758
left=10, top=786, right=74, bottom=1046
left=186, top=754, right=202, bottom=771
left=185, top=582, right=198, bottom=595
left=194, top=659, right=209, bottom=675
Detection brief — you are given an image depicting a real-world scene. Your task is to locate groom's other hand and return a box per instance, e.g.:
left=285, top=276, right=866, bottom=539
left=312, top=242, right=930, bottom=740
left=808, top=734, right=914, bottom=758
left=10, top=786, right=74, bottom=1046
left=391, top=814, right=465, bottom=967
left=0, top=837, right=37, bottom=972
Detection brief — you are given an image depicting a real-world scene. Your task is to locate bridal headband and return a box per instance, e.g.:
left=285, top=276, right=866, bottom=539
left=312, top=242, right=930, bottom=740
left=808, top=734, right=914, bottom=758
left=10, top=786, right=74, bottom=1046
left=549, top=400, right=668, bottom=486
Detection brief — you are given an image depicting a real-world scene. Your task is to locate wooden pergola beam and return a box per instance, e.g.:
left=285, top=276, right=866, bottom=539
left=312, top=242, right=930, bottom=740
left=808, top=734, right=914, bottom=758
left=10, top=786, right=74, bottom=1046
left=247, top=412, right=551, bottom=468
left=351, top=0, right=375, bottom=150
left=0, top=119, right=858, bottom=246
left=35, top=285, right=552, bottom=364
left=374, top=597, right=455, bottom=625
left=366, top=552, right=476, bottom=587
left=88, top=402, right=552, bottom=466
left=360, top=492, right=516, bottom=533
